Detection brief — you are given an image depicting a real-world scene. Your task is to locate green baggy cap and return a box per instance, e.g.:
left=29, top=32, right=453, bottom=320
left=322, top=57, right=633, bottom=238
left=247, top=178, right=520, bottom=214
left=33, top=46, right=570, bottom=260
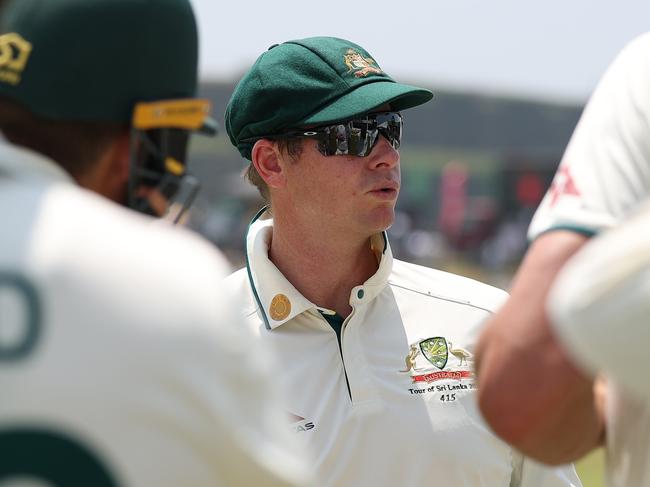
left=0, top=0, right=204, bottom=124
left=225, top=36, right=434, bottom=160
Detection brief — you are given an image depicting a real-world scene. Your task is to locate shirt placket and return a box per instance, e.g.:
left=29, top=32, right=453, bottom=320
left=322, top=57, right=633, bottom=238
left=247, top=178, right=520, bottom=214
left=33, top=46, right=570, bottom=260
left=342, top=285, right=380, bottom=407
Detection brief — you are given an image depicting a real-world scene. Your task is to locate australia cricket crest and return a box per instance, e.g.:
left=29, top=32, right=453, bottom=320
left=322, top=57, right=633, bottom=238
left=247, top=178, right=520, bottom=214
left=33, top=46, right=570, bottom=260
left=400, top=336, right=473, bottom=384
left=420, top=337, right=448, bottom=369
left=343, top=48, right=383, bottom=78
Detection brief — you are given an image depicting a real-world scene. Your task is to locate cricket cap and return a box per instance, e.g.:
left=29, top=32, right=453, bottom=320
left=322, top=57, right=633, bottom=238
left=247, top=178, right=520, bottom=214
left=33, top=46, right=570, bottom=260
left=225, top=36, right=433, bottom=160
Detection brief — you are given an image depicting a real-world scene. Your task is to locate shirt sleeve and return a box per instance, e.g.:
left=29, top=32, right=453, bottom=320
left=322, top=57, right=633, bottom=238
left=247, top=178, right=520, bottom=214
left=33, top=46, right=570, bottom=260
left=512, top=452, right=583, bottom=487
left=528, top=33, right=650, bottom=240
left=547, top=200, right=650, bottom=400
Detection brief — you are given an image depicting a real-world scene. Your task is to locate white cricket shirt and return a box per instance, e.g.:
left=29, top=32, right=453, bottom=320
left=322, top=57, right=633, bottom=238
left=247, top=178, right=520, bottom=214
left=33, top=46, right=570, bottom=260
left=226, top=208, right=581, bottom=487
left=548, top=201, right=650, bottom=487
left=531, top=32, right=650, bottom=487
left=0, top=142, right=308, bottom=486
left=529, top=33, right=650, bottom=240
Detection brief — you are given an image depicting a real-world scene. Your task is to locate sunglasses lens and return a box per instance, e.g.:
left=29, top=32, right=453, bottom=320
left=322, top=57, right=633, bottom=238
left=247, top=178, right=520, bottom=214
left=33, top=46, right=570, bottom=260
left=376, top=113, right=402, bottom=150
left=313, top=112, right=402, bottom=157
left=320, top=124, right=349, bottom=155
left=350, top=118, right=376, bottom=156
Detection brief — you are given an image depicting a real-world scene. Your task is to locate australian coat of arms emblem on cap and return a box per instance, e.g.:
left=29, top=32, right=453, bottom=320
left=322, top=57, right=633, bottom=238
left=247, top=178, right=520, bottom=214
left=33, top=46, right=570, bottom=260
left=343, top=49, right=382, bottom=78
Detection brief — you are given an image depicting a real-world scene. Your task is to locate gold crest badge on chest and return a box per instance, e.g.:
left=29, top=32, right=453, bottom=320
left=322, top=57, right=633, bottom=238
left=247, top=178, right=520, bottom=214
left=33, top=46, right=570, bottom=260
left=400, top=336, right=473, bottom=384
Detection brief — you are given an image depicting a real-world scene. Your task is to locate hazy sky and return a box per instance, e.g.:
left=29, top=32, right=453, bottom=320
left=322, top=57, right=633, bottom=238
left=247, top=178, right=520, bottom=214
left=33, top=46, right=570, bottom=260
left=190, top=0, right=649, bottom=104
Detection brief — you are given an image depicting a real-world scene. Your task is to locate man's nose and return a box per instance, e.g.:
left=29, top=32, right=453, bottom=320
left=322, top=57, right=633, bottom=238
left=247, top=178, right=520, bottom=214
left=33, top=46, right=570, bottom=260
left=368, top=134, right=399, bottom=169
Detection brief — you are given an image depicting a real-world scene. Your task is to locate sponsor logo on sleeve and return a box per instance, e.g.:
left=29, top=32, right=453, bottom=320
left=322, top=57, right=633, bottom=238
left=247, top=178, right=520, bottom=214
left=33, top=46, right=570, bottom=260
left=548, top=165, right=580, bottom=207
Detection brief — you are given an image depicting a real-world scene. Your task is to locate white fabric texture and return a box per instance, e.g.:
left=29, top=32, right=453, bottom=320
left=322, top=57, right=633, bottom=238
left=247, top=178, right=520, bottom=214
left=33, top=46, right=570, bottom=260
left=0, top=142, right=308, bottom=486
left=548, top=202, right=650, bottom=487
left=225, top=210, right=581, bottom=487
left=529, top=33, right=650, bottom=240
left=548, top=200, right=650, bottom=398
left=537, top=32, right=650, bottom=487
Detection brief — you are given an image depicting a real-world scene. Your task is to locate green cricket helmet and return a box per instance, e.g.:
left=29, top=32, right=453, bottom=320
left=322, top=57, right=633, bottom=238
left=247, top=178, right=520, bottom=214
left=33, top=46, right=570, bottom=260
left=0, top=0, right=217, bottom=221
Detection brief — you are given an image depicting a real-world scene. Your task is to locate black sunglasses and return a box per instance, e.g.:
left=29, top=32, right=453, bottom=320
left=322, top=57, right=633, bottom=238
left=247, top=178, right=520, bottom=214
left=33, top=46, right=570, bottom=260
left=247, top=111, right=403, bottom=157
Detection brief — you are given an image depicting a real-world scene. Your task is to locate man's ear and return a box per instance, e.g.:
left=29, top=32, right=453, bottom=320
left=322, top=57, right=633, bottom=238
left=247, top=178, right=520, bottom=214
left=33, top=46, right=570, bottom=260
left=251, top=139, right=287, bottom=189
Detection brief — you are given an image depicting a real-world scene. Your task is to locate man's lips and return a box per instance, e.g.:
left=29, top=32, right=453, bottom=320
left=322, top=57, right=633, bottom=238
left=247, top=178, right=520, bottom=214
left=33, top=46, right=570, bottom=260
left=367, top=181, right=399, bottom=198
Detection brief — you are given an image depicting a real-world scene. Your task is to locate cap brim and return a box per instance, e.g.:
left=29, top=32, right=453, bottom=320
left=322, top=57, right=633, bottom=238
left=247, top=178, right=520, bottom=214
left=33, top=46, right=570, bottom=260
left=301, top=81, right=433, bottom=125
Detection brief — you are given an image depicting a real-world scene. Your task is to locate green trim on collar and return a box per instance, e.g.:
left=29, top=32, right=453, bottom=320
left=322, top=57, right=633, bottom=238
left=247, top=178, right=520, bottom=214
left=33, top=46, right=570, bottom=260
left=381, top=231, right=388, bottom=254
left=531, top=225, right=597, bottom=242
left=245, top=206, right=272, bottom=330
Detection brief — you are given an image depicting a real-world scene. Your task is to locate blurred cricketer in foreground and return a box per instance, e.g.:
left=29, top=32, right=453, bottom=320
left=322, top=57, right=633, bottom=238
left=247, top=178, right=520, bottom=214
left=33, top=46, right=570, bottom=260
left=476, top=32, right=650, bottom=487
left=0, top=0, right=308, bottom=485
left=223, top=35, right=581, bottom=486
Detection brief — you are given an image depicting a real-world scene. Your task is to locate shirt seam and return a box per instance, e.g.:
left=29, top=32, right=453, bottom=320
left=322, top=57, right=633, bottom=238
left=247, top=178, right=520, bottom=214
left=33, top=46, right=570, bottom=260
left=244, top=307, right=258, bottom=320
left=387, top=282, right=497, bottom=314
left=531, top=224, right=597, bottom=241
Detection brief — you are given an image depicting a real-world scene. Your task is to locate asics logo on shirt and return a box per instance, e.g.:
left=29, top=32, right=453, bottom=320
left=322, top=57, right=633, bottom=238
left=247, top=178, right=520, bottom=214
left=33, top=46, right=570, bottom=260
left=288, top=413, right=315, bottom=433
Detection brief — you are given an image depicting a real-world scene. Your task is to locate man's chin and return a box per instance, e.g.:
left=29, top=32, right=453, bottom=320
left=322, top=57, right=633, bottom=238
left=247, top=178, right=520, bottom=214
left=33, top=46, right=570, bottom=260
left=364, top=207, right=395, bottom=234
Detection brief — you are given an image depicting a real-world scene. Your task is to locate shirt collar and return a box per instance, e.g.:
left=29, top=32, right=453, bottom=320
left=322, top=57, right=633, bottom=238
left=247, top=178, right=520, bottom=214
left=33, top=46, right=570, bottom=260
left=245, top=206, right=394, bottom=330
left=0, top=140, right=75, bottom=184
left=362, top=232, right=393, bottom=302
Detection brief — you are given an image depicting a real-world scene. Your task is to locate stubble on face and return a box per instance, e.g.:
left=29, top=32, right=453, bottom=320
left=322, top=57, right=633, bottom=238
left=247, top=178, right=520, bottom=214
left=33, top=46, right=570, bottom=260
left=282, top=138, right=400, bottom=240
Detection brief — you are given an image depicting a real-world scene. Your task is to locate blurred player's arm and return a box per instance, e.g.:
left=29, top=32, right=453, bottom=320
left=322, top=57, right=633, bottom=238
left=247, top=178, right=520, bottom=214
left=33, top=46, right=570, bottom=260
left=474, top=230, right=604, bottom=465
left=549, top=203, right=650, bottom=400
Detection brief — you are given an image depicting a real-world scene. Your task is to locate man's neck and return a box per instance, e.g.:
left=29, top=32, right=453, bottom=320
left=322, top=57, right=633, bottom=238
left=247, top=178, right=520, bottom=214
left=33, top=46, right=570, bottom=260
left=269, top=214, right=379, bottom=318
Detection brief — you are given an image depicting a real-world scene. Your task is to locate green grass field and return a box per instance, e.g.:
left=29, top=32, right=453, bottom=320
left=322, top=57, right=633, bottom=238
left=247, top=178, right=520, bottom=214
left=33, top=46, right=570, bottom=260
left=575, top=448, right=605, bottom=487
